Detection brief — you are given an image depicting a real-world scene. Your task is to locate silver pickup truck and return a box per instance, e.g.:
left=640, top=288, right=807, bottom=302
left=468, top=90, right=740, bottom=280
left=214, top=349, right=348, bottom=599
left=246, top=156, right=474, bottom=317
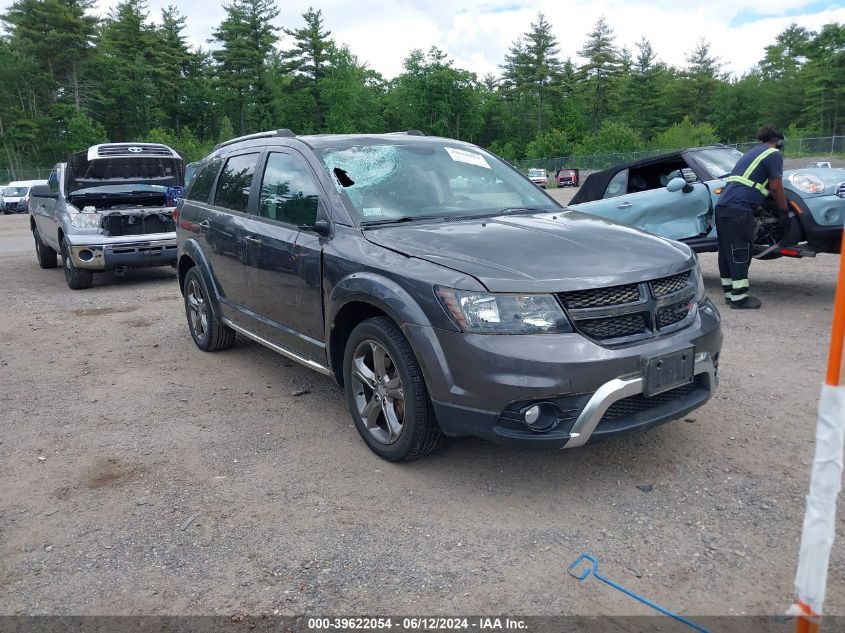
left=29, top=142, right=184, bottom=289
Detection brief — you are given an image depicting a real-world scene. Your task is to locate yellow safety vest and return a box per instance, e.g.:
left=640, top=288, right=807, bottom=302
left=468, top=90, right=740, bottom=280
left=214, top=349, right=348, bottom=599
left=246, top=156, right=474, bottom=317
left=725, top=147, right=779, bottom=197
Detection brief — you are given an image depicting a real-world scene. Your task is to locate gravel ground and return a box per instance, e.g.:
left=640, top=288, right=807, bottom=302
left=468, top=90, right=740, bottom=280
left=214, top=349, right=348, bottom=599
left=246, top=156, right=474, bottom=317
left=1, top=204, right=843, bottom=617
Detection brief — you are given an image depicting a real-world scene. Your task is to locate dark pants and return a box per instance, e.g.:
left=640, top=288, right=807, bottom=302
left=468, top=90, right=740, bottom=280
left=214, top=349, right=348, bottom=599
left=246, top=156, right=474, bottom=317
left=715, top=205, right=755, bottom=302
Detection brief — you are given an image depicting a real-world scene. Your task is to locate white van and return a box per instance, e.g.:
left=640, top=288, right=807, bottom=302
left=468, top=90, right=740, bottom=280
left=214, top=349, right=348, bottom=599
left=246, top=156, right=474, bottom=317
left=2, top=179, right=48, bottom=214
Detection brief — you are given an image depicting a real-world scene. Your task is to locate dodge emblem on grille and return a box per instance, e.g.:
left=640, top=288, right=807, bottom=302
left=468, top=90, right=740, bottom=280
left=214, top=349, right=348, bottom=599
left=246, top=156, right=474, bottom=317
left=128, top=147, right=143, bottom=153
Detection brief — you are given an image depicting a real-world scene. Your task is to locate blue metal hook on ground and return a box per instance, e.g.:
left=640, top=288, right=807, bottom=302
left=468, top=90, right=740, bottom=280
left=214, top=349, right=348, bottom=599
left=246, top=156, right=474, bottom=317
left=568, top=553, right=710, bottom=633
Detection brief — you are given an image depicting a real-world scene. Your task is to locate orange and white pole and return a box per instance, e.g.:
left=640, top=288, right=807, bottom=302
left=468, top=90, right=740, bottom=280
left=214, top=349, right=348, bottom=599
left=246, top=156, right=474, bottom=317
left=791, top=232, right=845, bottom=632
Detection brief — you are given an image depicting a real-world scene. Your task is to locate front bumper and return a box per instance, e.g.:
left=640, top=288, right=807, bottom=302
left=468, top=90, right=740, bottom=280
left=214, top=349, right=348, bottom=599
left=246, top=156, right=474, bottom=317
left=3, top=201, right=25, bottom=213
left=66, top=232, right=177, bottom=270
left=403, top=298, right=722, bottom=448
left=800, top=195, right=844, bottom=246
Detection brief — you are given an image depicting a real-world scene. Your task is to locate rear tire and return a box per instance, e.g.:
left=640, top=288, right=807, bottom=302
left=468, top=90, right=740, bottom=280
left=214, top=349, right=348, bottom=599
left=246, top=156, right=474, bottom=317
left=61, top=240, right=93, bottom=289
left=33, top=228, right=57, bottom=269
left=183, top=266, right=235, bottom=352
left=343, top=316, right=443, bottom=461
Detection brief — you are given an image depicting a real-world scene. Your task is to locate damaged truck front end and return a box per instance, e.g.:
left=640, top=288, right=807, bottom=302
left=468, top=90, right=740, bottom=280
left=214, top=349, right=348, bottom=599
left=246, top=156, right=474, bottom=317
left=35, top=143, right=185, bottom=287
left=64, top=187, right=180, bottom=271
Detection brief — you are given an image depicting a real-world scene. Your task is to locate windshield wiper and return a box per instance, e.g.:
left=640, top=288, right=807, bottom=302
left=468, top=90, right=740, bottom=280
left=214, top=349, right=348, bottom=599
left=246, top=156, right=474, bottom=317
left=361, top=214, right=446, bottom=227
left=717, top=173, right=733, bottom=179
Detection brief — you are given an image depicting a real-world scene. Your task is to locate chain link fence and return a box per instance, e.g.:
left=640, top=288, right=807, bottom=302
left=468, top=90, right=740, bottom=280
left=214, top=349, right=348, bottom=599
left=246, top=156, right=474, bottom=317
left=515, top=135, right=844, bottom=175
left=2, top=136, right=843, bottom=185
left=0, top=167, right=52, bottom=185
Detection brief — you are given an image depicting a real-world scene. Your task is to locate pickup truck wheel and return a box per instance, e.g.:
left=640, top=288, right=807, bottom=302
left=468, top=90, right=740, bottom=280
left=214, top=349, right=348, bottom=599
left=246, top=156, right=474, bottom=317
left=33, top=229, right=57, bottom=269
left=183, top=267, right=235, bottom=352
left=61, top=240, right=93, bottom=289
left=343, top=316, right=443, bottom=461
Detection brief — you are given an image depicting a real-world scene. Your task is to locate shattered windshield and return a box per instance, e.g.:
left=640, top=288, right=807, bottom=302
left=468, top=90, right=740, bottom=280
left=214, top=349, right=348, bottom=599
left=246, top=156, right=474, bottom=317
left=693, top=148, right=743, bottom=179
left=315, top=142, right=558, bottom=224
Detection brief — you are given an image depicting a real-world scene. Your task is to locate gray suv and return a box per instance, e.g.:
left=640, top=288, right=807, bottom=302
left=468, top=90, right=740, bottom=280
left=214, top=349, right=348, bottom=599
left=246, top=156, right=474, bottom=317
left=176, top=130, right=722, bottom=461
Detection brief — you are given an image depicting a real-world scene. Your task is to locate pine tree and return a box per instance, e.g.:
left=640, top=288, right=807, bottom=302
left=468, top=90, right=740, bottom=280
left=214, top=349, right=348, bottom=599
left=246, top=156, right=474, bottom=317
left=92, top=0, right=162, bottom=140
left=154, top=6, right=193, bottom=133
left=211, top=0, right=280, bottom=135
left=281, top=7, right=333, bottom=131
left=1, top=0, right=99, bottom=110
left=577, top=16, right=623, bottom=133
left=683, top=38, right=722, bottom=124
left=501, top=13, right=563, bottom=137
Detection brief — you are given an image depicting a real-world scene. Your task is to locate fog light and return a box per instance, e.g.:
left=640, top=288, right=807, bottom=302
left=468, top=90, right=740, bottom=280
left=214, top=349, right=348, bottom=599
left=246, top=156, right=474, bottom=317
left=524, top=405, right=541, bottom=426
left=78, top=249, right=94, bottom=262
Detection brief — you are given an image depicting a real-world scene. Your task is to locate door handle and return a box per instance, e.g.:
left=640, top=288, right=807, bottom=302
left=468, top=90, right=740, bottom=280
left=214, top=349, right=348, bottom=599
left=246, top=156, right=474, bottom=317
left=198, top=220, right=211, bottom=230
left=617, top=202, right=632, bottom=209
left=244, top=235, right=262, bottom=246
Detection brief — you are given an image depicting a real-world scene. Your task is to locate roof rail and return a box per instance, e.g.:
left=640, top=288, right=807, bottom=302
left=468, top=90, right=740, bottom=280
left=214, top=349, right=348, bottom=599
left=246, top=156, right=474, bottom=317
left=387, top=130, right=426, bottom=136
left=214, top=129, right=296, bottom=151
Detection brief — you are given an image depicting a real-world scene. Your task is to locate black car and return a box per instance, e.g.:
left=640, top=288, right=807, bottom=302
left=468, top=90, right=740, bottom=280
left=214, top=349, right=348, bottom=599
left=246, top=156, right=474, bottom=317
left=176, top=130, right=722, bottom=461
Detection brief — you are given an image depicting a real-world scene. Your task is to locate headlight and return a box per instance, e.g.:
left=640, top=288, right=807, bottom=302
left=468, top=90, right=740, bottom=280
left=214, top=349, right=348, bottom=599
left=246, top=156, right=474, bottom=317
left=788, top=173, right=825, bottom=194
left=693, top=260, right=706, bottom=304
left=435, top=287, right=573, bottom=334
left=69, top=212, right=103, bottom=228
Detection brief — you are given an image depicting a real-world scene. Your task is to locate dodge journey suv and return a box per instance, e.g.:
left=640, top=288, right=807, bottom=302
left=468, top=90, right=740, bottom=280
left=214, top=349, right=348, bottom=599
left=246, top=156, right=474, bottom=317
left=176, top=130, right=722, bottom=461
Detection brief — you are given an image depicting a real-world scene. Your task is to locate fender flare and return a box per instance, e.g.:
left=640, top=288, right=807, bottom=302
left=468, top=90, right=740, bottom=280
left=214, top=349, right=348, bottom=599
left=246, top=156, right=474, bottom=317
left=326, top=272, right=440, bottom=381
left=177, top=239, right=224, bottom=315
left=328, top=272, right=434, bottom=331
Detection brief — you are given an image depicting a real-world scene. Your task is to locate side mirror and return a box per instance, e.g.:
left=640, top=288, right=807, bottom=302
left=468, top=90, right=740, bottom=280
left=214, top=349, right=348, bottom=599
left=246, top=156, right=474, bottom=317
left=30, top=185, right=58, bottom=199
left=301, top=219, right=331, bottom=236
left=666, top=177, right=691, bottom=193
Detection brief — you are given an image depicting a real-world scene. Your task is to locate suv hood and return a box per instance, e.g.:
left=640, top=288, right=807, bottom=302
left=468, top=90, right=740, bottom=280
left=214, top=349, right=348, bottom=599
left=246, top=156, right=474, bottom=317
left=363, top=211, right=696, bottom=293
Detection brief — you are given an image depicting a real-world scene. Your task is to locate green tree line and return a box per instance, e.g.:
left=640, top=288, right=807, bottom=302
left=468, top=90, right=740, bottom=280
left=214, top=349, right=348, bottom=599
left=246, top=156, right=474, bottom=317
left=0, top=0, right=842, bottom=171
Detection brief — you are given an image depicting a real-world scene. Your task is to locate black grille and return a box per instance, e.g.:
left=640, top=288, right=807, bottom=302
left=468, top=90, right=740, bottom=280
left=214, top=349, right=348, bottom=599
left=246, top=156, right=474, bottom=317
left=577, top=313, right=649, bottom=340
left=837, top=182, right=845, bottom=199
left=560, top=283, right=640, bottom=309
left=101, top=213, right=175, bottom=236
left=97, top=144, right=174, bottom=157
left=600, top=378, right=702, bottom=423
left=656, top=300, right=691, bottom=329
left=651, top=272, right=690, bottom=297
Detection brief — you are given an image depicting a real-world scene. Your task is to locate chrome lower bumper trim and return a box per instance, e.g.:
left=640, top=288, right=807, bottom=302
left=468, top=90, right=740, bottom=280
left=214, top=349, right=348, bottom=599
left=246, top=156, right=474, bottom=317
left=563, top=351, right=717, bottom=449
left=221, top=317, right=333, bottom=377
left=70, top=238, right=177, bottom=269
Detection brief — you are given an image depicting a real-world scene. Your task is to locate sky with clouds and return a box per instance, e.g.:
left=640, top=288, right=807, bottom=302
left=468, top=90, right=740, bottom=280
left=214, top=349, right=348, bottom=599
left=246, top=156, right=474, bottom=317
left=4, top=0, right=845, bottom=79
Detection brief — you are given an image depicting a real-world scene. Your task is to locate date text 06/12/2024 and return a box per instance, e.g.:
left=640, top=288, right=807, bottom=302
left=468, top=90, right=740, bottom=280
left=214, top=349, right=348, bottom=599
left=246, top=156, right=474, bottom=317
left=307, top=617, right=528, bottom=630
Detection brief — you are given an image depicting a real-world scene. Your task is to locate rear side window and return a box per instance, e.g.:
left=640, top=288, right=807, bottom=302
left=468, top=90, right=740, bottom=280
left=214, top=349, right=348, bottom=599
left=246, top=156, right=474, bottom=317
left=185, top=160, right=221, bottom=203
left=258, top=152, right=319, bottom=226
left=214, top=153, right=259, bottom=213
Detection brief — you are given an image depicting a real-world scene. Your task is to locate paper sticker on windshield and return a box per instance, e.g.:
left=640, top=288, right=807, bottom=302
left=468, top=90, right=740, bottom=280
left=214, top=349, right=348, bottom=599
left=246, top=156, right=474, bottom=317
left=362, top=207, right=382, bottom=218
left=445, top=147, right=490, bottom=169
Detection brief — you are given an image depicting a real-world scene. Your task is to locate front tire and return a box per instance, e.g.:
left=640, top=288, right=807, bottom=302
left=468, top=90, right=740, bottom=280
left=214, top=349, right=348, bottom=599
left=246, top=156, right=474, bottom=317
left=34, top=228, right=57, bottom=269
left=61, top=240, right=93, bottom=289
left=343, top=316, right=443, bottom=461
left=183, top=266, right=235, bottom=352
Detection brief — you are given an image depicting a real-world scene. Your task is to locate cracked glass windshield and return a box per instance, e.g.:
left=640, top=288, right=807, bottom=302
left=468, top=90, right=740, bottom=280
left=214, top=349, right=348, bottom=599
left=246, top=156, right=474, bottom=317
left=316, top=142, right=558, bottom=224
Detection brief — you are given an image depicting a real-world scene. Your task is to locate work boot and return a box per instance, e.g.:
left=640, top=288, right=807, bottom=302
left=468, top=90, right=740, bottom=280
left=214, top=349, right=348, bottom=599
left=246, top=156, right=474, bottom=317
left=730, top=296, right=762, bottom=309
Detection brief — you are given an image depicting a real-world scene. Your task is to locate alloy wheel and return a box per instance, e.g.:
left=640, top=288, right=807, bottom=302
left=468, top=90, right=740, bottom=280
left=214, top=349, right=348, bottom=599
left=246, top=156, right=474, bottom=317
left=186, top=278, right=209, bottom=340
left=350, top=340, right=406, bottom=445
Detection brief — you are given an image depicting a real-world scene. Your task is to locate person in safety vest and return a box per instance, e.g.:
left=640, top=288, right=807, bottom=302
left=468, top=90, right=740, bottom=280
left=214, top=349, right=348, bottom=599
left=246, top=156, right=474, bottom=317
left=715, top=124, right=789, bottom=309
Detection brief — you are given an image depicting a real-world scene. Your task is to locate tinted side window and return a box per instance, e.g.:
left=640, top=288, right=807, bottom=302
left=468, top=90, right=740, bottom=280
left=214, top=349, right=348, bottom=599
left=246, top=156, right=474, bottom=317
left=186, top=160, right=221, bottom=203
left=214, top=153, right=259, bottom=213
left=258, top=152, right=319, bottom=226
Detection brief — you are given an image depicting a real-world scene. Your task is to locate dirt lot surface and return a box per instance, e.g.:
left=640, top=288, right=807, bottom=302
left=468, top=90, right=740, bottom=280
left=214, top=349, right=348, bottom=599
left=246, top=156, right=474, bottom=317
left=1, top=205, right=843, bottom=617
